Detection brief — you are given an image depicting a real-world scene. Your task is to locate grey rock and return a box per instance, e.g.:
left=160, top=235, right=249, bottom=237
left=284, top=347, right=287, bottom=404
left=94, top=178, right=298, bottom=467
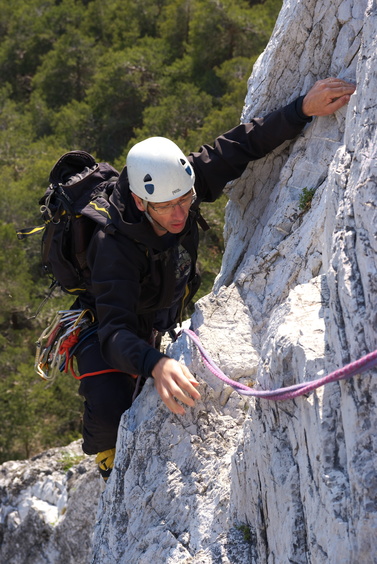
left=0, top=441, right=101, bottom=564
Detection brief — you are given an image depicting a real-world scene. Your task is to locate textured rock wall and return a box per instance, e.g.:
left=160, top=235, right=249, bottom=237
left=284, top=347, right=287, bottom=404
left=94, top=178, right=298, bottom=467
left=222, top=0, right=377, bottom=561
left=92, top=0, right=376, bottom=562
left=0, top=441, right=100, bottom=564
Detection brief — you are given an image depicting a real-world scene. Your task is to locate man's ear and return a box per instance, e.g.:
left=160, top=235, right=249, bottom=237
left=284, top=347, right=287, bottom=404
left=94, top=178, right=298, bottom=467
left=131, top=192, right=146, bottom=212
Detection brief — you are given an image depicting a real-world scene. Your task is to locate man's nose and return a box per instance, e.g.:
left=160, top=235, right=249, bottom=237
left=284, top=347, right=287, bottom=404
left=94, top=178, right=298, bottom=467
left=171, top=203, right=186, bottom=219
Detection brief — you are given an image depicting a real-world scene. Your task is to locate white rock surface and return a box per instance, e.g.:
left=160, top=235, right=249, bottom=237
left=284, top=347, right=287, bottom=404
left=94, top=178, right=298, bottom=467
left=1, top=1, right=376, bottom=563
left=0, top=441, right=101, bottom=564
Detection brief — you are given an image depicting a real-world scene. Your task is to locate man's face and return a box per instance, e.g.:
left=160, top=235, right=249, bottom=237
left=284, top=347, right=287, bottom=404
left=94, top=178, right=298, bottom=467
left=132, top=190, right=195, bottom=235
left=148, top=192, right=192, bottom=233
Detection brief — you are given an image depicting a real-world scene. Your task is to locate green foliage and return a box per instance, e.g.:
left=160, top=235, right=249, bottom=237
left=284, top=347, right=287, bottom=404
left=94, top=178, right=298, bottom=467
left=0, top=0, right=282, bottom=462
left=0, top=223, right=34, bottom=319
left=187, top=0, right=270, bottom=93
left=58, top=451, right=86, bottom=472
left=32, top=30, right=98, bottom=110
left=195, top=194, right=227, bottom=301
left=235, top=522, right=252, bottom=543
left=0, top=361, right=83, bottom=463
left=299, top=187, right=317, bottom=211
left=84, top=39, right=170, bottom=160
left=120, top=83, right=213, bottom=157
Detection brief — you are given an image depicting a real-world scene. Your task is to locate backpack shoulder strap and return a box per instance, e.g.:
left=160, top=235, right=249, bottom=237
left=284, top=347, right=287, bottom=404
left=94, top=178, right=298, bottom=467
left=195, top=208, right=210, bottom=231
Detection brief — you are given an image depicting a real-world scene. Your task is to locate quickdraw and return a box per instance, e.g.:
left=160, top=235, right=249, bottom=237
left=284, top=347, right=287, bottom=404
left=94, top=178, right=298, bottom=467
left=183, top=329, right=377, bottom=401
left=35, top=309, right=95, bottom=381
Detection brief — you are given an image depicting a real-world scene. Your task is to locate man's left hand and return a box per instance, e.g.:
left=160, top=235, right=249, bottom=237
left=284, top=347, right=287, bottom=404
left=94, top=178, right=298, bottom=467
left=302, top=78, right=356, bottom=117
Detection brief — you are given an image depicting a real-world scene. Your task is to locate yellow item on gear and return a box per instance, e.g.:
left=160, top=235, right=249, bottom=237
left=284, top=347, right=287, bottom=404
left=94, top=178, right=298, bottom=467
left=95, top=448, right=116, bottom=482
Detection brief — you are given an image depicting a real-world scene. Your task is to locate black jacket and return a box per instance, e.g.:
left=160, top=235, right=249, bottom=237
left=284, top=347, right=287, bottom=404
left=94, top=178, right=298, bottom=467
left=85, top=97, right=311, bottom=378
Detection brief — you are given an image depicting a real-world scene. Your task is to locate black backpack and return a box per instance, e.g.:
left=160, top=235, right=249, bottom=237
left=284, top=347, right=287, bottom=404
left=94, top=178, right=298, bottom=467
left=17, top=151, right=119, bottom=296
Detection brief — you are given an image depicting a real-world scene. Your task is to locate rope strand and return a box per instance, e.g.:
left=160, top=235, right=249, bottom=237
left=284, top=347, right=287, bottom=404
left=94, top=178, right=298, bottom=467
left=182, top=329, right=377, bottom=401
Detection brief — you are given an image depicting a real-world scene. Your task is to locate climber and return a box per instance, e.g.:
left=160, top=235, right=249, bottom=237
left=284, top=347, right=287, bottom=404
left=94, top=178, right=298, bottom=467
left=71, top=77, right=355, bottom=481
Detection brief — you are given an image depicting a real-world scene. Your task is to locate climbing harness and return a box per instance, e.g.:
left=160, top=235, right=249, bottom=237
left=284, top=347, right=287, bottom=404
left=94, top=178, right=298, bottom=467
left=182, top=329, right=377, bottom=401
left=35, top=309, right=96, bottom=381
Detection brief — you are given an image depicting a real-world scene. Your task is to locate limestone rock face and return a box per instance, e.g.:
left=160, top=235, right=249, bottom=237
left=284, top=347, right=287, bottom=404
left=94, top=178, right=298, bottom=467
left=0, top=441, right=101, bottom=564
left=92, top=0, right=376, bottom=562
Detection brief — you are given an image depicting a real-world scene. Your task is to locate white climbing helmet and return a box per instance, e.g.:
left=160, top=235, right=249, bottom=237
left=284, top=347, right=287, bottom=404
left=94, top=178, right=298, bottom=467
left=126, top=136, right=195, bottom=202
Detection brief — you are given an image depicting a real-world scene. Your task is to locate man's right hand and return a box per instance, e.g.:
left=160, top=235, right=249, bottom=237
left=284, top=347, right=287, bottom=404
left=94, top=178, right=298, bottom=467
left=152, top=357, right=201, bottom=415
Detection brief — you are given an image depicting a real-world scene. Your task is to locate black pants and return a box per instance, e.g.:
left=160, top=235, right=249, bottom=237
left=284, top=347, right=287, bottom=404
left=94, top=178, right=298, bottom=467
left=75, top=335, right=136, bottom=455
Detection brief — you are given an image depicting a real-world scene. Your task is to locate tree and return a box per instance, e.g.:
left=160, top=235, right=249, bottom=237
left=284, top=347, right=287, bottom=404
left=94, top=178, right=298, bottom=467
left=187, top=0, right=272, bottom=93
left=158, top=0, right=192, bottom=59
left=0, top=0, right=87, bottom=102
left=122, top=83, right=213, bottom=156
left=32, top=30, right=99, bottom=110
left=84, top=39, right=169, bottom=160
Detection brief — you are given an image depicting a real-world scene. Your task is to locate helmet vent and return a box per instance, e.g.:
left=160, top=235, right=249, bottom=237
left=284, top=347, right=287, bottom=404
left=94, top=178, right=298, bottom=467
left=180, top=158, right=193, bottom=176
left=144, top=184, right=154, bottom=194
left=143, top=174, right=152, bottom=182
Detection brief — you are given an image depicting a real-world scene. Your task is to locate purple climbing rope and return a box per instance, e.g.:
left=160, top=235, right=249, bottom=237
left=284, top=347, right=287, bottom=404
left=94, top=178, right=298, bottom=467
left=182, top=329, right=377, bottom=401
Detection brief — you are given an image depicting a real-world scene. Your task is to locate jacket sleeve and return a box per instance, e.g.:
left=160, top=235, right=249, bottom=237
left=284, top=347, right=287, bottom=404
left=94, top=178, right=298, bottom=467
left=190, top=96, right=311, bottom=202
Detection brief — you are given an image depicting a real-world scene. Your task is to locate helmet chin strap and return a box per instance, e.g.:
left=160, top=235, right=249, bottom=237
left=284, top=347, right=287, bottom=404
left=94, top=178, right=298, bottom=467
left=144, top=209, right=168, bottom=234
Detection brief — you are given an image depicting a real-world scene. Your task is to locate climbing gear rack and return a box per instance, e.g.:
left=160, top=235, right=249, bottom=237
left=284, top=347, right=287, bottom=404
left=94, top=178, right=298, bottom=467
left=35, top=309, right=95, bottom=381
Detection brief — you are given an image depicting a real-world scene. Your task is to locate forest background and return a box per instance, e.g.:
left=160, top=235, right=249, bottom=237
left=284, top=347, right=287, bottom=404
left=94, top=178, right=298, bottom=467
left=0, top=0, right=282, bottom=463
